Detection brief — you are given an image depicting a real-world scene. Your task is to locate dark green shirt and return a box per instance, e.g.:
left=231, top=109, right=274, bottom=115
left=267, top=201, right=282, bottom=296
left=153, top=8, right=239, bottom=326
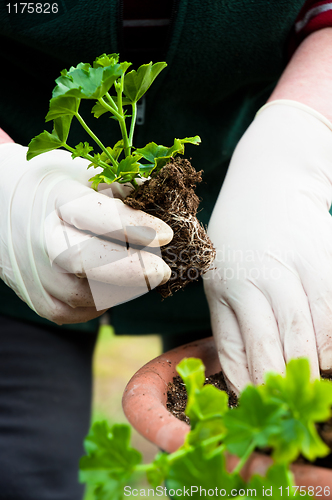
left=0, top=0, right=306, bottom=334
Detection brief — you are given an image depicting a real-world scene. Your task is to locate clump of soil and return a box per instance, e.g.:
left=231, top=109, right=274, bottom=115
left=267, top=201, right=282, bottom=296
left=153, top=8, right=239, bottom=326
left=167, top=371, right=238, bottom=425
left=124, top=158, right=215, bottom=298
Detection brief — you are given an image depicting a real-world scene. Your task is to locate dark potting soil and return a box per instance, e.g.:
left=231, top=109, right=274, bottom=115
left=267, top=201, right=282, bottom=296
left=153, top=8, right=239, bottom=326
left=124, top=158, right=216, bottom=298
left=167, top=371, right=332, bottom=468
left=167, top=371, right=238, bottom=425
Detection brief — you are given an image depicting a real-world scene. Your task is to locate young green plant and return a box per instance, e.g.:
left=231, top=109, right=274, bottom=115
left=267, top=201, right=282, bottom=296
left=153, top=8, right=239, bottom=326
left=79, top=358, right=332, bottom=499
left=27, top=53, right=200, bottom=189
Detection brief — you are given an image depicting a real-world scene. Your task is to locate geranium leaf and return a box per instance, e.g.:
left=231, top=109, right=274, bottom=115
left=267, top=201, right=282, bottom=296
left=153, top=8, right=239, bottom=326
left=45, top=95, right=80, bottom=121
left=223, top=385, right=285, bottom=457
left=177, top=358, right=228, bottom=428
left=136, top=136, right=201, bottom=173
left=79, top=422, right=142, bottom=479
left=248, top=464, right=300, bottom=499
left=71, top=142, right=93, bottom=159
left=116, top=156, right=141, bottom=177
left=91, top=101, right=109, bottom=118
left=167, top=445, right=243, bottom=499
left=147, top=452, right=170, bottom=488
left=52, top=61, right=130, bottom=100
left=27, top=126, right=64, bottom=160
left=138, top=163, right=155, bottom=178
left=177, top=358, right=205, bottom=396
left=260, top=359, right=332, bottom=462
left=93, top=53, right=120, bottom=68
left=123, top=62, right=167, bottom=103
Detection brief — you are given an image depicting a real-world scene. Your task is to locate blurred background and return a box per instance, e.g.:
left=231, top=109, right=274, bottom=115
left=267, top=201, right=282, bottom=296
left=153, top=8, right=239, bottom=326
left=83, top=321, right=169, bottom=499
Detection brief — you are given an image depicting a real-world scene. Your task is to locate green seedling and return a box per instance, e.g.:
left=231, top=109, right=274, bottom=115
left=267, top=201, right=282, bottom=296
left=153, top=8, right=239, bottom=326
left=27, top=53, right=200, bottom=189
left=79, top=358, right=332, bottom=499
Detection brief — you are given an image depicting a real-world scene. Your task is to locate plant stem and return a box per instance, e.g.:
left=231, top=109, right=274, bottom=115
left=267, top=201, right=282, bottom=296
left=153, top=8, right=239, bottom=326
left=105, top=92, right=118, bottom=112
left=206, top=444, right=227, bottom=459
left=98, top=97, right=122, bottom=121
left=198, top=434, right=224, bottom=448
left=134, top=463, right=155, bottom=473
left=231, top=440, right=257, bottom=476
left=167, top=447, right=191, bottom=464
left=98, top=97, right=130, bottom=155
left=129, top=102, right=137, bottom=147
left=74, top=112, right=118, bottom=169
left=119, top=119, right=131, bottom=157
left=116, top=75, right=131, bottom=157
left=62, top=144, right=76, bottom=154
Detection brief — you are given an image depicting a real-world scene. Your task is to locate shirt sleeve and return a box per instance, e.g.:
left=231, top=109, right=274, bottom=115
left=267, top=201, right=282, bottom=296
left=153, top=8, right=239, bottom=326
left=288, top=0, right=332, bottom=55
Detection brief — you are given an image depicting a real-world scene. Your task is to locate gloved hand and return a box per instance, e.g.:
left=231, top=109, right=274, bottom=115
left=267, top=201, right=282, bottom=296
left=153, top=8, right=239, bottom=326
left=0, top=143, right=173, bottom=324
left=204, top=100, right=332, bottom=393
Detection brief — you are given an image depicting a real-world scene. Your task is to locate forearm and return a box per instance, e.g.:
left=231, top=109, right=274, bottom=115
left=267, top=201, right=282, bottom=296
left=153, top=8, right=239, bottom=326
left=0, top=128, right=14, bottom=144
left=268, top=27, right=332, bottom=122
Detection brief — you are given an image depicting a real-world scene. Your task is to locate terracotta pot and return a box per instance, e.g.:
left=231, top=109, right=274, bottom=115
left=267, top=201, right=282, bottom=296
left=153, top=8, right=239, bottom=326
left=122, top=337, right=332, bottom=494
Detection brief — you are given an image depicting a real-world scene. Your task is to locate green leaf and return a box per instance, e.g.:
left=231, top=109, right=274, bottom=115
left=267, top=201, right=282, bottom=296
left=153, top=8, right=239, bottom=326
left=53, top=115, right=73, bottom=143
left=90, top=143, right=124, bottom=166
left=261, top=359, right=332, bottom=462
left=187, top=384, right=229, bottom=425
left=179, top=136, right=201, bottom=146
left=71, top=141, right=93, bottom=159
left=89, top=171, right=118, bottom=189
left=108, top=140, right=124, bottom=161
left=88, top=153, right=102, bottom=169
left=223, top=385, right=285, bottom=457
left=123, top=62, right=167, bottom=103
left=138, top=163, right=155, bottom=178
left=186, top=419, right=225, bottom=449
left=28, top=114, right=72, bottom=157
left=146, top=452, right=170, bottom=488
left=117, top=155, right=141, bottom=178
left=45, top=95, right=80, bottom=121
left=80, top=421, right=142, bottom=480
left=89, top=173, right=105, bottom=190
left=93, top=53, right=120, bottom=68
left=91, top=101, right=109, bottom=118
left=269, top=419, right=310, bottom=464
left=27, top=127, right=64, bottom=160
left=80, top=421, right=143, bottom=500
left=167, top=445, right=243, bottom=499
left=247, top=463, right=300, bottom=499
left=135, top=142, right=169, bottom=164
left=177, top=359, right=228, bottom=428
left=52, top=61, right=130, bottom=100
left=264, top=359, right=332, bottom=422
left=177, top=358, right=205, bottom=397
left=90, top=480, right=125, bottom=500
left=136, top=136, right=201, bottom=173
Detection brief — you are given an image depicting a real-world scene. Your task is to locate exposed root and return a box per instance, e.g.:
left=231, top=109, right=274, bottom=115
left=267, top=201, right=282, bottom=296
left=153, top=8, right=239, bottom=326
left=124, top=158, right=216, bottom=298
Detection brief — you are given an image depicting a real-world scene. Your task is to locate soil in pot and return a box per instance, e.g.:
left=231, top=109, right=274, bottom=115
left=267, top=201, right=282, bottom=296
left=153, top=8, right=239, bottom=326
left=124, top=157, right=216, bottom=298
left=167, top=371, right=332, bottom=469
left=167, top=371, right=238, bottom=424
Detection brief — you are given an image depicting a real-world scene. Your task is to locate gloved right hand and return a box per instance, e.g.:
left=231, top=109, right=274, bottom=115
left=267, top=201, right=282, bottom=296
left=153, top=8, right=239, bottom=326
left=0, top=143, right=173, bottom=324
left=204, top=101, right=332, bottom=393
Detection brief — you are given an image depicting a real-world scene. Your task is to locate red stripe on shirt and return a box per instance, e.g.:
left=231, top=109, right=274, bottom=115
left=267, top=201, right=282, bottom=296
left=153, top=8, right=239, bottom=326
left=289, top=0, right=332, bottom=56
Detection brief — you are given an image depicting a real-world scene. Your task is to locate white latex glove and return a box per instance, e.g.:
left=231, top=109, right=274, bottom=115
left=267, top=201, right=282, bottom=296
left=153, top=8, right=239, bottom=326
left=204, top=100, right=332, bottom=393
left=0, top=144, right=172, bottom=324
